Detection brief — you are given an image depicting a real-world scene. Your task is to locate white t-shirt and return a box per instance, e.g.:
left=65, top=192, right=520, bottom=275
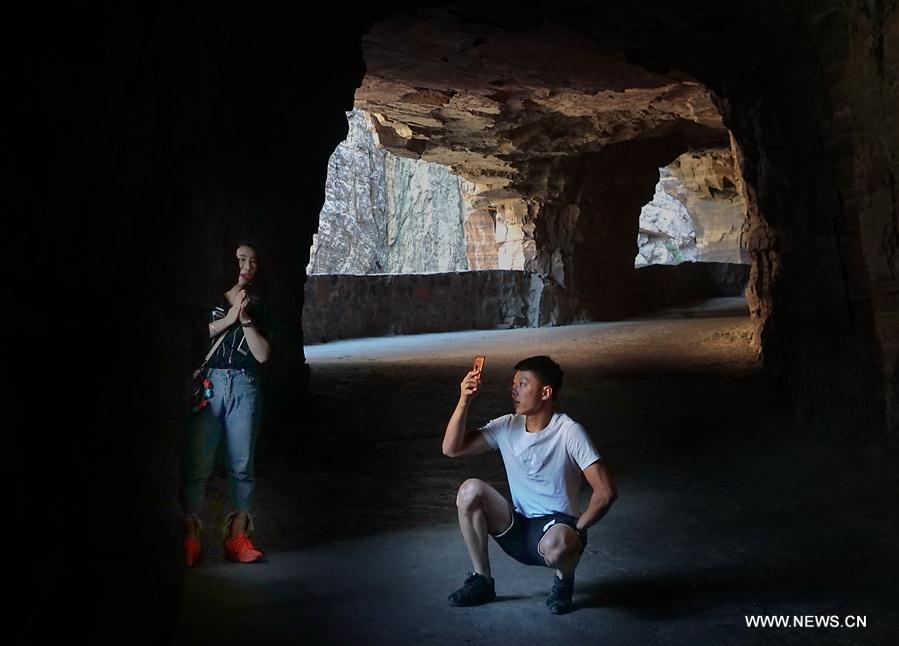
left=479, top=412, right=602, bottom=518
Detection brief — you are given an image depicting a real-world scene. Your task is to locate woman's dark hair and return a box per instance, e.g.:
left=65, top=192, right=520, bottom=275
left=236, top=237, right=258, bottom=252
left=514, top=355, right=564, bottom=401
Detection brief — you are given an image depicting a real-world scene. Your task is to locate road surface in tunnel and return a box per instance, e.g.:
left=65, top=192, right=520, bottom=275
left=176, top=297, right=898, bottom=645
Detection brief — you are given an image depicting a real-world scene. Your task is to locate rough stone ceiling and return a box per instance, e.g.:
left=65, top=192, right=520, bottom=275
left=355, top=9, right=728, bottom=194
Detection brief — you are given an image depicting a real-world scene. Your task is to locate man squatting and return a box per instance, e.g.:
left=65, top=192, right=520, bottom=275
left=442, top=355, right=617, bottom=614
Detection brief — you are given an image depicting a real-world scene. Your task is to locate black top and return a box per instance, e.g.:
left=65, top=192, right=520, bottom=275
left=206, top=294, right=274, bottom=372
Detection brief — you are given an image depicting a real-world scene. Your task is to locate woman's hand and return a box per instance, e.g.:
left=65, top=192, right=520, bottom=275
left=225, top=287, right=241, bottom=307
left=223, top=289, right=248, bottom=322
left=224, top=303, right=241, bottom=325
left=237, top=291, right=252, bottom=325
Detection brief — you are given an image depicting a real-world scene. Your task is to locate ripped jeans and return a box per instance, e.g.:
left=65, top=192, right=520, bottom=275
left=182, top=369, right=261, bottom=523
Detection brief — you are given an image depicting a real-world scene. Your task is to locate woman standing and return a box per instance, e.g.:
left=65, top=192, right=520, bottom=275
left=182, top=243, right=272, bottom=565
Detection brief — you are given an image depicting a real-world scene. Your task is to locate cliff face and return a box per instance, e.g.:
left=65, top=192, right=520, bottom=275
left=307, top=110, right=389, bottom=274
left=308, top=110, right=470, bottom=274
left=383, top=151, right=468, bottom=273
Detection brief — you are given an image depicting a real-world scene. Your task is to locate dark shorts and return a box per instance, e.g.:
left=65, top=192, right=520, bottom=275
left=491, top=506, right=585, bottom=567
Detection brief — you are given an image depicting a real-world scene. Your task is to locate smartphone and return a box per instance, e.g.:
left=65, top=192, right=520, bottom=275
left=472, top=355, right=485, bottom=375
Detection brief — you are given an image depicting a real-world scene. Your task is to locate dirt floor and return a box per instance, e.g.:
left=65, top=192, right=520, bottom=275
left=176, top=297, right=899, bottom=645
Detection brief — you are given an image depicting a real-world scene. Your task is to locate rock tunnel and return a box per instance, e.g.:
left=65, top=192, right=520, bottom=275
left=14, top=1, right=897, bottom=643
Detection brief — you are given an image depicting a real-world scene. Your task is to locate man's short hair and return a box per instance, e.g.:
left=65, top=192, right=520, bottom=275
left=514, top=355, right=564, bottom=401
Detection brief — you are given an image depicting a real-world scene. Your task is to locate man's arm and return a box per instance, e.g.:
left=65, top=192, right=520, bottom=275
left=442, top=369, right=493, bottom=458
left=576, top=461, right=617, bottom=534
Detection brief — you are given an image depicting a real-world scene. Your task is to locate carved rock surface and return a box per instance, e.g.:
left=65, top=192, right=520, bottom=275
left=356, top=11, right=727, bottom=200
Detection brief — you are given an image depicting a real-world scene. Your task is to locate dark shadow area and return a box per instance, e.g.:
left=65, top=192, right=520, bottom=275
left=637, top=296, right=751, bottom=320
left=575, top=564, right=890, bottom=617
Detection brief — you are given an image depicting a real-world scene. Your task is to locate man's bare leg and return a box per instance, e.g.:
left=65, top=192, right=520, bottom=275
left=455, top=478, right=513, bottom=577
left=538, top=524, right=583, bottom=614
left=539, top=524, right=582, bottom=578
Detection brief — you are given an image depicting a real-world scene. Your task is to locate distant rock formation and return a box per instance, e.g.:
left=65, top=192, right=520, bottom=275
left=307, top=110, right=470, bottom=274
left=637, top=148, right=748, bottom=266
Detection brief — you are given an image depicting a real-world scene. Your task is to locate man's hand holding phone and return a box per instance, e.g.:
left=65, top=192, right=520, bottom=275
left=460, top=356, right=486, bottom=403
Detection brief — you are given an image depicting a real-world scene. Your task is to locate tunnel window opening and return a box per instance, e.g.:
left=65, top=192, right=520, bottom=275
left=304, top=16, right=758, bottom=344
left=636, top=148, right=750, bottom=267
left=306, top=109, right=500, bottom=276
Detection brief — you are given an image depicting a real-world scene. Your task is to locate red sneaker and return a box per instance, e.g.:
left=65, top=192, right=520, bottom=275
left=184, top=535, right=202, bottom=567
left=224, top=533, right=265, bottom=563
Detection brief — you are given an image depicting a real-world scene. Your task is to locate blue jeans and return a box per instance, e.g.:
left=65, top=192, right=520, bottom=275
left=182, top=369, right=261, bottom=520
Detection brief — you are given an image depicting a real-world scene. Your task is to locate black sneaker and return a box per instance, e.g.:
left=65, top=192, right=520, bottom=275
left=448, top=572, right=496, bottom=606
left=546, top=574, right=574, bottom=614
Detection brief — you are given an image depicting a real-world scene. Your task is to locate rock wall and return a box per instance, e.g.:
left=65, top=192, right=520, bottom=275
left=383, top=151, right=469, bottom=273
left=460, top=179, right=499, bottom=269
left=808, top=1, right=898, bottom=441
left=307, top=110, right=388, bottom=274
left=303, top=271, right=543, bottom=343
left=714, top=2, right=898, bottom=443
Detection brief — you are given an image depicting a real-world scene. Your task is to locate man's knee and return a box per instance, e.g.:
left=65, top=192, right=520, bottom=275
left=541, top=526, right=581, bottom=566
left=456, top=478, right=488, bottom=512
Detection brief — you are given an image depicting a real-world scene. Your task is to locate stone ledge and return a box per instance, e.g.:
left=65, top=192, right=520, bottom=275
left=628, top=262, right=750, bottom=316
left=303, top=270, right=542, bottom=344
left=304, top=263, right=749, bottom=344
